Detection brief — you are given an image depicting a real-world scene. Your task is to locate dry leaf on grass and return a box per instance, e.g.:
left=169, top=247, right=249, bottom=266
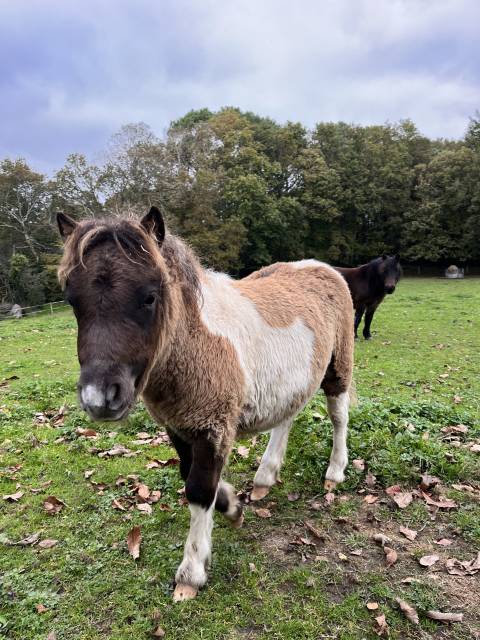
left=3, top=491, right=24, bottom=502
left=38, top=539, right=58, bottom=549
left=385, top=485, right=401, bottom=496
left=145, top=458, right=179, bottom=469
left=11, top=532, right=40, bottom=546
left=84, top=469, right=95, bottom=479
left=136, top=484, right=151, bottom=501
left=43, top=496, right=65, bottom=514
left=399, top=526, right=417, bottom=541
left=98, top=444, right=135, bottom=458
left=374, top=613, right=389, bottom=637
left=236, top=445, right=250, bottom=458
left=426, top=610, right=463, bottom=623
left=367, top=602, right=379, bottom=610
left=434, top=538, right=453, bottom=546
left=365, top=470, right=376, bottom=487
left=384, top=546, right=398, bottom=567
left=287, top=492, right=300, bottom=502
left=441, top=424, right=468, bottom=435
left=419, top=474, right=441, bottom=491
left=419, top=554, right=439, bottom=567
left=152, top=626, right=165, bottom=637
left=127, top=526, right=141, bottom=560
left=137, top=503, right=153, bottom=515
left=470, top=443, right=480, bottom=453
left=392, top=492, right=413, bottom=509
left=352, top=458, right=365, bottom=471
left=396, top=598, right=419, bottom=624
left=304, top=521, right=324, bottom=539
left=76, top=427, right=98, bottom=438
left=373, top=533, right=391, bottom=547
left=325, top=492, right=335, bottom=505
left=36, top=604, right=47, bottom=614
left=446, top=552, right=480, bottom=576
left=255, top=508, right=271, bottom=518
left=421, top=491, right=456, bottom=509
left=46, top=632, right=56, bottom=640
left=364, top=494, right=378, bottom=504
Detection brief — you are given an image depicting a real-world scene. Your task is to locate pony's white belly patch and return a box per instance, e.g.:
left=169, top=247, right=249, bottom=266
left=200, top=272, right=315, bottom=430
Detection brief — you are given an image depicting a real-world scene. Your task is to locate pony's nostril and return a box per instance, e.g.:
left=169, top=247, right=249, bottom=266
left=106, top=383, right=121, bottom=405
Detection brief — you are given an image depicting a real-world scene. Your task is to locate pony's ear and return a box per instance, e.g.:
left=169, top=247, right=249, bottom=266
left=395, top=253, right=400, bottom=262
left=57, top=212, right=78, bottom=240
left=141, top=206, right=165, bottom=246
left=382, top=254, right=387, bottom=261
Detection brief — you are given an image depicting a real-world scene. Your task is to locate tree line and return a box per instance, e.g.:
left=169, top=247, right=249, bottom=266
left=1, top=108, right=479, bottom=307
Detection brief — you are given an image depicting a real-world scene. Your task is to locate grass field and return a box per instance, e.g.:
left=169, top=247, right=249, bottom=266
left=1, top=278, right=479, bottom=640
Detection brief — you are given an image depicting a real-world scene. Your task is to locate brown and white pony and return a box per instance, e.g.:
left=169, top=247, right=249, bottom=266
left=56, top=207, right=355, bottom=601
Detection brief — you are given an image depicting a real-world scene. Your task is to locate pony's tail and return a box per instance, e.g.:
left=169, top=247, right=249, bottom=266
left=348, top=378, right=358, bottom=408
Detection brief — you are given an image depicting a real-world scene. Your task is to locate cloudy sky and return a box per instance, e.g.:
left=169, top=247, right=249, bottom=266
left=1, top=0, right=479, bottom=174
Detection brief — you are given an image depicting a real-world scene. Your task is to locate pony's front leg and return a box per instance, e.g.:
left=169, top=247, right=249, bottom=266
left=173, top=436, right=224, bottom=602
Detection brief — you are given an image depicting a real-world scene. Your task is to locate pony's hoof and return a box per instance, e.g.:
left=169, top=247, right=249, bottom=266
left=173, top=584, right=198, bottom=602
left=250, top=485, right=270, bottom=501
left=324, top=479, right=337, bottom=492
left=230, top=511, right=244, bottom=529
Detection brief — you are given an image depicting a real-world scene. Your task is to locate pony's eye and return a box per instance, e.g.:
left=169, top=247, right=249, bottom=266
left=143, top=294, right=156, bottom=307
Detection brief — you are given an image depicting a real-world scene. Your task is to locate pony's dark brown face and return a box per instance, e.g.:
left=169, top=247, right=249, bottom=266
left=379, top=254, right=401, bottom=294
left=57, top=208, right=167, bottom=421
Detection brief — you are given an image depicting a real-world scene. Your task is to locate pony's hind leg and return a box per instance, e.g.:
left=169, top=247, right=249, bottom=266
left=251, top=418, right=292, bottom=501
left=324, top=391, right=349, bottom=491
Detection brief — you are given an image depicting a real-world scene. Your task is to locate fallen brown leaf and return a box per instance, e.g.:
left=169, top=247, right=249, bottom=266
left=373, top=533, right=391, bottom=547
left=396, top=598, right=419, bottom=625
left=3, top=490, right=24, bottom=502
left=84, top=469, right=95, bottom=479
left=236, top=445, right=250, bottom=458
left=304, top=521, right=324, bottom=539
left=419, top=554, right=439, bottom=567
left=421, top=491, right=456, bottom=509
left=36, top=604, right=47, bottom=614
left=374, top=613, right=389, bottom=637
left=152, top=626, right=165, bottom=637
left=137, top=503, right=153, bottom=515
left=127, top=526, right=141, bottom=560
left=255, top=508, right=271, bottom=518
left=392, top=492, right=413, bottom=509
left=385, top=484, right=401, bottom=496
left=136, top=483, right=151, bottom=501
left=399, top=526, right=417, bottom=541
left=419, top=474, right=441, bottom=491
left=38, top=539, right=58, bottom=549
left=352, top=458, right=365, bottom=471
left=76, top=427, right=98, bottom=438
left=434, top=538, right=453, bottom=546
left=287, top=492, right=300, bottom=502
left=470, top=443, right=480, bottom=453
left=367, top=602, right=379, bottom=610
left=384, top=546, right=398, bottom=567
left=43, top=496, right=66, bottom=515
left=364, top=494, right=378, bottom=504
left=98, top=444, right=133, bottom=458
left=325, top=492, right=335, bottom=505
left=365, top=470, right=376, bottom=487
left=112, top=498, right=127, bottom=511
left=10, top=532, right=40, bottom=546
left=441, top=424, right=468, bottom=435
left=426, top=610, right=463, bottom=623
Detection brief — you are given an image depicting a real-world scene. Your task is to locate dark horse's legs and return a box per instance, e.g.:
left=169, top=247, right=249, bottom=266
left=167, top=428, right=243, bottom=601
left=363, top=303, right=379, bottom=339
left=354, top=305, right=365, bottom=339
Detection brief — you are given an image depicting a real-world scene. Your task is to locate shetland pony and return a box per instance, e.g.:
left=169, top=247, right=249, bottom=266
left=336, top=255, right=401, bottom=339
left=57, top=208, right=355, bottom=601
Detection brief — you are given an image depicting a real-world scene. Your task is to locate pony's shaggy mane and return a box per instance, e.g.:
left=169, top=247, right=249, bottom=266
left=58, top=216, right=202, bottom=305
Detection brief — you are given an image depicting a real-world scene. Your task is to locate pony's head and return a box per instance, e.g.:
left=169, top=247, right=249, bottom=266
left=378, top=254, right=401, bottom=294
left=57, top=207, right=172, bottom=421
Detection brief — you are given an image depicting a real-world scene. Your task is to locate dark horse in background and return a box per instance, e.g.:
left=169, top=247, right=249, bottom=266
left=336, top=255, right=401, bottom=339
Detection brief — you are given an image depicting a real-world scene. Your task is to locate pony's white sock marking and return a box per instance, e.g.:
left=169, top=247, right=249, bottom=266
left=175, top=502, right=214, bottom=590
left=325, top=391, right=349, bottom=484
left=254, top=419, right=292, bottom=489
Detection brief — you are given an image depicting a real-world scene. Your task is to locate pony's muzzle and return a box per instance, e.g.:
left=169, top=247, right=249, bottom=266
left=78, top=369, right=135, bottom=421
left=385, top=285, right=396, bottom=294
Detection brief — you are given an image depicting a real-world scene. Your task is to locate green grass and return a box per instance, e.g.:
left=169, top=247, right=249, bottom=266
left=1, top=278, right=479, bottom=639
